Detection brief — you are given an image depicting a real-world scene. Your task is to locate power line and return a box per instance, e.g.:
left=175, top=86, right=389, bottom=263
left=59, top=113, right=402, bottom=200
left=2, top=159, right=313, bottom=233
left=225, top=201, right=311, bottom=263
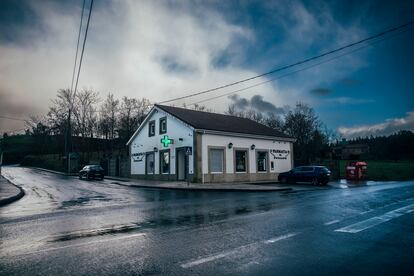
left=158, top=19, right=414, bottom=105
left=188, top=25, right=414, bottom=107
left=72, top=0, right=94, bottom=102
left=70, top=0, right=86, bottom=95
left=0, top=115, right=27, bottom=122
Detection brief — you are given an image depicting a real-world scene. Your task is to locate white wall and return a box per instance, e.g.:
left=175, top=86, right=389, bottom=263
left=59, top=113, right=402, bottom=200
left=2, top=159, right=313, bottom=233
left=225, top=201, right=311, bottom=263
left=201, top=133, right=293, bottom=174
left=130, top=108, right=194, bottom=175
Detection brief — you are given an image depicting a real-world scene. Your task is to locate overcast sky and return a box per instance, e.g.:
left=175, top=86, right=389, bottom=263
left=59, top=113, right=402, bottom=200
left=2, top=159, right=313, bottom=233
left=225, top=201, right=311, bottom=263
left=1, top=0, right=413, bottom=138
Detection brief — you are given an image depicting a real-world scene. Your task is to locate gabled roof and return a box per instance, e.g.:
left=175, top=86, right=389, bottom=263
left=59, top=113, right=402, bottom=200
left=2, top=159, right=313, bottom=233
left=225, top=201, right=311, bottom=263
left=156, top=104, right=292, bottom=139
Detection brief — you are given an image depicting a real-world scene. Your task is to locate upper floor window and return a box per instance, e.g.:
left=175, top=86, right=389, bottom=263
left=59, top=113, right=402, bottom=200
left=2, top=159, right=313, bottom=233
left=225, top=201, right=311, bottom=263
left=159, top=117, right=167, bottom=134
left=148, top=120, right=155, bottom=137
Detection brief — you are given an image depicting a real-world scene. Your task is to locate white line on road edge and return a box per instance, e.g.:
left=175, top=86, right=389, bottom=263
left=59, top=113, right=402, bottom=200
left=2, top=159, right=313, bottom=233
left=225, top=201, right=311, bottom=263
left=180, top=232, right=298, bottom=269
left=335, top=203, right=414, bottom=233
left=2, top=233, right=146, bottom=257
left=324, top=219, right=340, bottom=225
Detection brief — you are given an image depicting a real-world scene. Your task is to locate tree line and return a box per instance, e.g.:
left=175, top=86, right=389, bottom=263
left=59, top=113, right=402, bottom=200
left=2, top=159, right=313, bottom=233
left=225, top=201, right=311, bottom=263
left=26, top=89, right=151, bottom=144
left=344, top=130, right=414, bottom=161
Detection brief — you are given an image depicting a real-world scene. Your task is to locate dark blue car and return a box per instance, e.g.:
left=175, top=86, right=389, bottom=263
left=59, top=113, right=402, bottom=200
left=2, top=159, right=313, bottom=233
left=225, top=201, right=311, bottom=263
left=278, top=166, right=331, bottom=185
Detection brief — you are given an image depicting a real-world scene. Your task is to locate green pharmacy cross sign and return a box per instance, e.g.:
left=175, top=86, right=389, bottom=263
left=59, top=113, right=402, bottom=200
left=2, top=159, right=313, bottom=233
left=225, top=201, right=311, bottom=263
left=161, top=135, right=173, bottom=147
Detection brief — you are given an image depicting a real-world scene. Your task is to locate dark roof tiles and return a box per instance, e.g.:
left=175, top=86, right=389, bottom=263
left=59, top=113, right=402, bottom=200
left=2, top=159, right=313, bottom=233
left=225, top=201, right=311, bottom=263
left=156, top=104, right=291, bottom=139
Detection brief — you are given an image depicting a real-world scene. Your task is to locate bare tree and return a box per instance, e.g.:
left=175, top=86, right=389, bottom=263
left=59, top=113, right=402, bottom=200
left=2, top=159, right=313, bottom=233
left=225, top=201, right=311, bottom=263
left=118, top=97, right=151, bottom=142
left=73, top=89, right=99, bottom=138
left=25, top=116, right=50, bottom=136
left=225, top=104, right=267, bottom=125
left=283, top=102, right=327, bottom=163
left=98, top=93, right=119, bottom=139
left=264, top=112, right=284, bottom=130
left=47, top=89, right=76, bottom=135
left=136, top=98, right=151, bottom=125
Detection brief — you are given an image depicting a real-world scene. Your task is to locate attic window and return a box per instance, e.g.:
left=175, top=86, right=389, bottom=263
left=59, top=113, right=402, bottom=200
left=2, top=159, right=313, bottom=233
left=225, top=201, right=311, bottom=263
left=149, top=120, right=155, bottom=137
left=159, top=117, right=167, bottom=134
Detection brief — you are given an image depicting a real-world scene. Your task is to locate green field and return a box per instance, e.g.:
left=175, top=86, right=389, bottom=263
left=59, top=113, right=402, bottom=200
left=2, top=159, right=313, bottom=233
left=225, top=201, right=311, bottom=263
left=321, top=160, right=414, bottom=181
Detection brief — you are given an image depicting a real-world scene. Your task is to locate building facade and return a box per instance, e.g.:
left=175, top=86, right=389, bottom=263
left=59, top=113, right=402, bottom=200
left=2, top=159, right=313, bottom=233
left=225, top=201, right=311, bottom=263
left=126, top=105, right=295, bottom=183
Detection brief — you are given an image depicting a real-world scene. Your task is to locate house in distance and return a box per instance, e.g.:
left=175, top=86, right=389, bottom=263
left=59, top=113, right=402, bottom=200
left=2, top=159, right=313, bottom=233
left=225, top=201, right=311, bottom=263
left=126, top=104, right=295, bottom=183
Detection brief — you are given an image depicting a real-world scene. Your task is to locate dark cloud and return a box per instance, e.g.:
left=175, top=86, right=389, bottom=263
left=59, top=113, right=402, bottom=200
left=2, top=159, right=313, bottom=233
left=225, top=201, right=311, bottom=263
left=340, top=78, right=362, bottom=86
left=159, top=55, right=198, bottom=74
left=228, top=94, right=285, bottom=114
left=310, top=88, right=332, bottom=96
left=228, top=94, right=249, bottom=110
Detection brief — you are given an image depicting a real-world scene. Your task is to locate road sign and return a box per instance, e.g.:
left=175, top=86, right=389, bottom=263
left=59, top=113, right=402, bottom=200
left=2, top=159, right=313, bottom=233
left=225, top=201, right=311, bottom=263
left=185, top=147, right=192, bottom=156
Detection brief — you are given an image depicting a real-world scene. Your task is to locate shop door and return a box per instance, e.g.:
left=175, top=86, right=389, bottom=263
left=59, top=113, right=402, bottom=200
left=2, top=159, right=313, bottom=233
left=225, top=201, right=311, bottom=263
left=177, top=149, right=187, bottom=181
left=146, top=153, right=155, bottom=175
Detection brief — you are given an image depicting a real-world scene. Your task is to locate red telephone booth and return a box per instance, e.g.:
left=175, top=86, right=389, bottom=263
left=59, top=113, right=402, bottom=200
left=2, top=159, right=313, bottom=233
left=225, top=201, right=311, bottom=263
left=346, top=161, right=367, bottom=180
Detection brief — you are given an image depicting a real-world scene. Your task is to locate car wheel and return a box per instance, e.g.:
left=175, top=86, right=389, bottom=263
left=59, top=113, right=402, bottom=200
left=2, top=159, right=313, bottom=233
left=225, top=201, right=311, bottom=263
left=87, top=174, right=91, bottom=180
left=79, top=175, right=82, bottom=180
left=280, top=177, right=287, bottom=183
left=311, top=177, right=319, bottom=185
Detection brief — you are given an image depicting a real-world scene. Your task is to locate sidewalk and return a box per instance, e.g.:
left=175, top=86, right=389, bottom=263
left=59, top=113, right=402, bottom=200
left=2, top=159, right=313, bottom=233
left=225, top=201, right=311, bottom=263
left=0, top=175, right=25, bottom=206
left=105, top=176, right=292, bottom=192
left=32, top=167, right=292, bottom=192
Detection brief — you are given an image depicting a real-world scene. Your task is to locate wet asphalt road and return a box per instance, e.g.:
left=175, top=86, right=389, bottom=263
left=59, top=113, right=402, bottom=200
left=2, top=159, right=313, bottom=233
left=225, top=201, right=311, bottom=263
left=0, top=166, right=413, bottom=276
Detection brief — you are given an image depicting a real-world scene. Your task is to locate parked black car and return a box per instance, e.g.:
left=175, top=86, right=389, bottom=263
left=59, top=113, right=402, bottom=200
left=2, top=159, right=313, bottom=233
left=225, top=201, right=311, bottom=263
left=79, top=165, right=104, bottom=180
left=278, top=166, right=331, bottom=185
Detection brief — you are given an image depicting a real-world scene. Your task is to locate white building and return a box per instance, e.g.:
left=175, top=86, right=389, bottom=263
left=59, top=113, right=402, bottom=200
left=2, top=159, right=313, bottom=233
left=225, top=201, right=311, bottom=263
left=126, top=105, right=295, bottom=183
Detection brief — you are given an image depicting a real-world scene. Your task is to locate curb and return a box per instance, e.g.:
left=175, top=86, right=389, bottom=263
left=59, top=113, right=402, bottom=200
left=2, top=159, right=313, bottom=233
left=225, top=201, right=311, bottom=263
left=105, top=176, right=130, bottom=182
left=108, top=181, right=292, bottom=192
left=0, top=177, right=25, bottom=207
left=30, top=167, right=77, bottom=176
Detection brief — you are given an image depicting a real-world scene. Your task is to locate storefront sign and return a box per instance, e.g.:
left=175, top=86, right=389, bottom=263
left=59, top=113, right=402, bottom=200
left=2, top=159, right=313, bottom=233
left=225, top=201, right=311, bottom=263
left=270, top=149, right=290, bottom=159
left=131, top=152, right=145, bottom=162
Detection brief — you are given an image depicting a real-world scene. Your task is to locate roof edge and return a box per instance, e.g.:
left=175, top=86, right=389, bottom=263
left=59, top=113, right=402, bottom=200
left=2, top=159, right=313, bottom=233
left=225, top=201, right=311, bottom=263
left=126, top=106, right=157, bottom=145
left=195, top=129, right=296, bottom=142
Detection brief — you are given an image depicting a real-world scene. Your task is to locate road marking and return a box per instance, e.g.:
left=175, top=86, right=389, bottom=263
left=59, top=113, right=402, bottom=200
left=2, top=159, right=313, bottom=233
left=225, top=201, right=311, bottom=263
left=324, top=219, right=340, bottom=225
left=180, top=232, right=297, bottom=269
left=263, top=233, right=297, bottom=244
left=2, top=233, right=146, bottom=257
left=335, top=203, right=414, bottom=233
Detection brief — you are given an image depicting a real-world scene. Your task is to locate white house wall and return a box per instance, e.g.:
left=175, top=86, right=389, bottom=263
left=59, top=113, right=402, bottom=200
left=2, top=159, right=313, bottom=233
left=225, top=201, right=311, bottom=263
left=201, top=133, right=293, bottom=174
left=130, top=108, right=194, bottom=176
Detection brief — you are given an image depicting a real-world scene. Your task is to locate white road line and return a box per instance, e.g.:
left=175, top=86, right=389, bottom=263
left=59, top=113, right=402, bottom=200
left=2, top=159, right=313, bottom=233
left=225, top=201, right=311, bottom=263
left=335, top=203, right=414, bottom=233
left=263, top=232, right=297, bottom=244
left=324, top=219, right=340, bottom=225
left=180, top=232, right=297, bottom=269
left=2, top=233, right=146, bottom=257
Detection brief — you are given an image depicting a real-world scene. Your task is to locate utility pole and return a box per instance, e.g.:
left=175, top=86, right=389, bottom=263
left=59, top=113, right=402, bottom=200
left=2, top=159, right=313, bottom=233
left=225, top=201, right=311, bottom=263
left=65, top=110, right=72, bottom=174
left=66, top=0, right=93, bottom=174
left=0, top=151, right=3, bottom=176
